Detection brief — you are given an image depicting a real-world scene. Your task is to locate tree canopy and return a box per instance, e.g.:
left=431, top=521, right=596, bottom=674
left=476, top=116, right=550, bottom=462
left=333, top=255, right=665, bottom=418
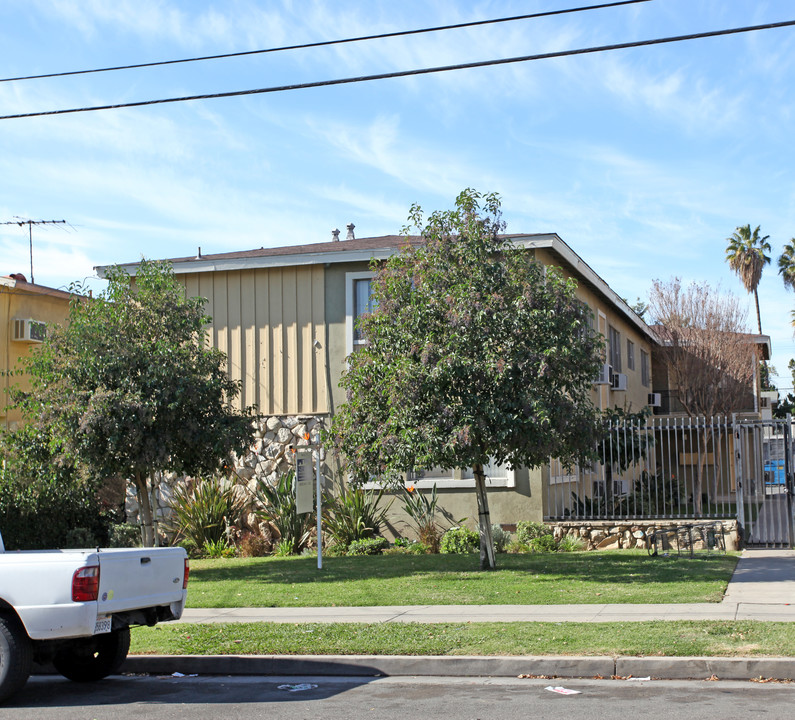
left=329, top=190, right=604, bottom=568
left=13, top=259, right=253, bottom=545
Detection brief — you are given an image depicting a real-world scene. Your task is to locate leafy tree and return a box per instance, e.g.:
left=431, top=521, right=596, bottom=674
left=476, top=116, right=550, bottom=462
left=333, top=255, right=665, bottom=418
left=13, top=259, right=253, bottom=546
left=725, top=224, right=771, bottom=335
left=328, top=190, right=603, bottom=569
left=773, top=359, right=795, bottom=419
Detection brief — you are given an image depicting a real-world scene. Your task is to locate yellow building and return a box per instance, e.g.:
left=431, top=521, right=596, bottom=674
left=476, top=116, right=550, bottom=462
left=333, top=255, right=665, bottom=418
left=0, top=274, right=73, bottom=430
left=104, top=232, right=657, bottom=525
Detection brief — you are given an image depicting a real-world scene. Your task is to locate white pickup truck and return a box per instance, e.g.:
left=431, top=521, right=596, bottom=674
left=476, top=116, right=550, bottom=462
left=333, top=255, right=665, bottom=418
left=0, top=530, right=188, bottom=702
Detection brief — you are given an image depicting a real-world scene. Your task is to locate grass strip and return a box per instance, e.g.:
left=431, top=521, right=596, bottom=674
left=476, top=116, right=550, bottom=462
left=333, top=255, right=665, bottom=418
left=132, top=620, right=795, bottom=658
left=186, top=551, right=737, bottom=607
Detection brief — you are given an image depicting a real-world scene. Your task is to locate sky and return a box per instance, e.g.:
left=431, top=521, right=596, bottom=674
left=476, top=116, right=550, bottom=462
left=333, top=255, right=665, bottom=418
left=2, top=0, right=795, bottom=390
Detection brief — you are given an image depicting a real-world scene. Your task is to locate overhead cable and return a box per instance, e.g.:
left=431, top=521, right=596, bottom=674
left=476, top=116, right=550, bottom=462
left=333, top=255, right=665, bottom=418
left=2, top=18, right=794, bottom=121
left=0, top=0, right=652, bottom=84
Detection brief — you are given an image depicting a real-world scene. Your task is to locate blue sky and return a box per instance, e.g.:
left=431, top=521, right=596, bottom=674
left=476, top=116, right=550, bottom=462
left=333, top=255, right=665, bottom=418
left=2, top=0, right=795, bottom=389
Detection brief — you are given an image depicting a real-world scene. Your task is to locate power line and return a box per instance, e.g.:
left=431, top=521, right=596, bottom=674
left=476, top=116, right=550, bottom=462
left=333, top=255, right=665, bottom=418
left=0, top=0, right=652, bottom=84
left=2, top=18, right=794, bottom=121
left=1, top=218, right=67, bottom=284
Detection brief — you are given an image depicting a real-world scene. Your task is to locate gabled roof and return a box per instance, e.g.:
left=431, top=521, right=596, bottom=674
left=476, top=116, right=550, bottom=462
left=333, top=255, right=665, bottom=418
left=0, top=275, right=74, bottom=300
left=96, top=232, right=656, bottom=342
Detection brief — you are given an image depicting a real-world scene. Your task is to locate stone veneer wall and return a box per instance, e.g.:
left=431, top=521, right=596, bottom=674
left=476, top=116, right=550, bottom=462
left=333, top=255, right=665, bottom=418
left=547, top=519, right=739, bottom=551
left=125, top=414, right=330, bottom=529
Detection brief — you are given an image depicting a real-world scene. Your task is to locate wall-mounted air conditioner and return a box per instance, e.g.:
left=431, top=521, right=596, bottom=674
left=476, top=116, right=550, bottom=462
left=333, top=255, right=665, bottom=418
left=648, top=392, right=662, bottom=407
left=12, top=318, right=46, bottom=343
left=594, top=363, right=613, bottom=385
left=612, top=372, right=628, bottom=391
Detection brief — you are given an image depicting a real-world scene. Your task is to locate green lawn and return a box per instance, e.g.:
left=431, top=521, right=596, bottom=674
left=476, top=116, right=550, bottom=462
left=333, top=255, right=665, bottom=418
left=185, top=550, right=737, bottom=607
left=132, top=620, right=794, bottom=658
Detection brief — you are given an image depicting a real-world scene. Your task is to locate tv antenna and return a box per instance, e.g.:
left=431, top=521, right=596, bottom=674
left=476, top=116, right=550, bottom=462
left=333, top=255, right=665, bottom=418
left=1, top=217, right=67, bottom=284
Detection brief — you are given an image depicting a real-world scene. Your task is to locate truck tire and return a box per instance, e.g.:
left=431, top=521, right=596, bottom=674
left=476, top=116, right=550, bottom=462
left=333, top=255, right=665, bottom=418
left=0, top=614, right=32, bottom=703
left=52, top=627, right=131, bottom=683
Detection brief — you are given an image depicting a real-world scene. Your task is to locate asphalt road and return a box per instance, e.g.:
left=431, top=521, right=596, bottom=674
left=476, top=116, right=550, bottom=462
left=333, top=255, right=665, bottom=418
left=1, top=674, right=794, bottom=720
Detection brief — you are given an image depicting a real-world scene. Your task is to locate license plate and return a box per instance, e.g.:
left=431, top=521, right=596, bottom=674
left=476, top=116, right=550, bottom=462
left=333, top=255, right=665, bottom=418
left=94, top=616, right=112, bottom=634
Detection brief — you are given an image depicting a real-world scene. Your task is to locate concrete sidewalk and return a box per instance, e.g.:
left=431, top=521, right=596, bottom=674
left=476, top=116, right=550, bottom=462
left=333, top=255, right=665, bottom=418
left=121, top=548, right=795, bottom=681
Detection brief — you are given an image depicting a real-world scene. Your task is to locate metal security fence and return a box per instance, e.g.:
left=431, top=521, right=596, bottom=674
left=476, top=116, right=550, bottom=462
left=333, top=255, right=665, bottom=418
left=544, top=415, right=795, bottom=548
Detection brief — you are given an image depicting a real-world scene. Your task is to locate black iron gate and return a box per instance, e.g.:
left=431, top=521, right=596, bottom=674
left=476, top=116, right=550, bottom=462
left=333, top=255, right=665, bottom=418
left=735, top=419, right=795, bottom=548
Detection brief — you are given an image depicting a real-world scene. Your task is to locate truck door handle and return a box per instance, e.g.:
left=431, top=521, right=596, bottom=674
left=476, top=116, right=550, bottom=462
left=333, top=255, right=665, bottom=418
left=140, top=557, right=151, bottom=564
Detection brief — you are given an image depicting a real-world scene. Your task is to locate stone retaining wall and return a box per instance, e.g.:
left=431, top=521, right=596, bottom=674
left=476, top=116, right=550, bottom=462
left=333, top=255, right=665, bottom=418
left=125, top=414, right=330, bottom=530
left=547, top=519, right=739, bottom=551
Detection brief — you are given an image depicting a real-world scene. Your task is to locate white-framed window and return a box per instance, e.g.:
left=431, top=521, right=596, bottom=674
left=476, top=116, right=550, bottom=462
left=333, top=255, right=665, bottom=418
left=626, top=339, right=635, bottom=371
left=407, top=459, right=516, bottom=489
left=641, top=349, right=650, bottom=387
left=608, top=325, right=621, bottom=372
left=345, top=271, right=375, bottom=356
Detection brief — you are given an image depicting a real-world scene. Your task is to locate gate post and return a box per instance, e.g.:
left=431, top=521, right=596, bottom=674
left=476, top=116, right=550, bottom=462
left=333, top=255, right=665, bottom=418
left=733, top=415, right=746, bottom=548
left=784, top=417, right=795, bottom=549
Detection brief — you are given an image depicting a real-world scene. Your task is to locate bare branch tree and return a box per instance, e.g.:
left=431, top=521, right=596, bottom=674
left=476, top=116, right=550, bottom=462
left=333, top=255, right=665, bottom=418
left=648, top=277, right=758, bottom=513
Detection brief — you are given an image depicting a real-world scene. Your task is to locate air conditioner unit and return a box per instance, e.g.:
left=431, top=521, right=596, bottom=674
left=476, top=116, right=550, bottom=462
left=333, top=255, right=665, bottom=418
left=648, top=392, right=662, bottom=407
left=612, top=372, right=628, bottom=391
left=594, top=363, right=613, bottom=385
left=12, top=318, right=46, bottom=343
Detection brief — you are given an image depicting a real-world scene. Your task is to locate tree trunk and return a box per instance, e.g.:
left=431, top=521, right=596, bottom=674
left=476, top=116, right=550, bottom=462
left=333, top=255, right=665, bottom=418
left=134, top=471, right=155, bottom=547
left=473, top=464, right=496, bottom=571
left=753, top=289, right=763, bottom=335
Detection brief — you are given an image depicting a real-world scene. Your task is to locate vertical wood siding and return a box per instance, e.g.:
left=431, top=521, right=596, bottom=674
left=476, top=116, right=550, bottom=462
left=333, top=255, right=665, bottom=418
left=180, top=266, right=327, bottom=415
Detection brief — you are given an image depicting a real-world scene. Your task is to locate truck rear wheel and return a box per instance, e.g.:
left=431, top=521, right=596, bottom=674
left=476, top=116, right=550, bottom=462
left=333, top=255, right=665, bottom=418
left=0, top=614, right=32, bottom=702
left=52, top=627, right=131, bottom=682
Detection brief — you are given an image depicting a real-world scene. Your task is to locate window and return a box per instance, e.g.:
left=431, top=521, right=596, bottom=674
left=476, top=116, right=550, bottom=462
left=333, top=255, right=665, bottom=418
left=626, top=339, right=635, bottom=371
left=608, top=325, right=621, bottom=372
left=345, top=272, right=376, bottom=355
left=641, top=349, right=650, bottom=387
left=404, top=459, right=516, bottom=489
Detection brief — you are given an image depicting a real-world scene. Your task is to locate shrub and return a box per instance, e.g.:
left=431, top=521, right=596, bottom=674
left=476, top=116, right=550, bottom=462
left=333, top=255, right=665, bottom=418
left=238, top=531, right=270, bottom=557
left=528, top=534, right=557, bottom=553
left=202, top=538, right=236, bottom=558
left=440, top=526, right=479, bottom=554
left=506, top=540, right=530, bottom=554
left=253, top=470, right=315, bottom=555
left=166, top=476, right=246, bottom=550
left=346, top=536, right=389, bottom=556
left=323, top=543, right=348, bottom=557
left=516, top=521, right=552, bottom=544
left=273, top=538, right=296, bottom=557
left=0, top=475, right=112, bottom=550
left=109, top=523, right=141, bottom=548
left=383, top=541, right=429, bottom=555
left=322, top=482, right=392, bottom=548
left=557, top=534, right=585, bottom=552
left=491, top=524, right=511, bottom=553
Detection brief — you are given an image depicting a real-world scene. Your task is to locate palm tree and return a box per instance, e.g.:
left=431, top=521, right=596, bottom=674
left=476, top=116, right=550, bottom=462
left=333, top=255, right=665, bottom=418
left=778, top=238, right=795, bottom=330
left=778, top=238, right=795, bottom=290
left=725, top=224, right=771, bottom=334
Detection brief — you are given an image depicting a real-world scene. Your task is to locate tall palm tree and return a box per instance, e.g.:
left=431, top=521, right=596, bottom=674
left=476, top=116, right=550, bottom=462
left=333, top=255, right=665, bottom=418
left=725, top=224, right=771, bottom=334
left=778, top=238, right=795, bottom=329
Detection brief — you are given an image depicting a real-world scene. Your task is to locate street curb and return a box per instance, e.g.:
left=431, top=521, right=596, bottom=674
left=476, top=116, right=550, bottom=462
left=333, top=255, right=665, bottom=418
left=121, top=654, right=795, bottom=681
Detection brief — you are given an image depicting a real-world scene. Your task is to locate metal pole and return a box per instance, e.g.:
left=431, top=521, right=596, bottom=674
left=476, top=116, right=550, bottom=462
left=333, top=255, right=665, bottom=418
left=316, top=449, right=322, bottom=569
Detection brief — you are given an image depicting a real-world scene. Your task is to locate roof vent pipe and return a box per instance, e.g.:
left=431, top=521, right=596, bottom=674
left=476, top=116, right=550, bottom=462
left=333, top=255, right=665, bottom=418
left=331, top=229, right=340, bottom=242
left=346, top=223, right=355, bottom=241
left=196, top=247, right=202, bottom=259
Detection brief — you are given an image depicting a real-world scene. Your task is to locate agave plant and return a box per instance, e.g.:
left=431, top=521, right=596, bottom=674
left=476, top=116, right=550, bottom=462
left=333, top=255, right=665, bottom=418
left=166, top=476, right=247, bottom=551
left=322, top=482, right=393, bottom=549
left=252, top=469, right=315, bottom=555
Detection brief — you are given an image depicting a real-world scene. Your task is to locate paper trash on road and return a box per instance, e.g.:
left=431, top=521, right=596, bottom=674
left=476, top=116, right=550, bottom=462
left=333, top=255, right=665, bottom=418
left=545, top=686, right=581, bottom=695
left=278, top=683, right=318, bottom=692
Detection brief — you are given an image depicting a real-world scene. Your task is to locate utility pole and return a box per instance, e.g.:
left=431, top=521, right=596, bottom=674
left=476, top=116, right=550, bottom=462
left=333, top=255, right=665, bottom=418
left=1, top=218, right=67, bottom=284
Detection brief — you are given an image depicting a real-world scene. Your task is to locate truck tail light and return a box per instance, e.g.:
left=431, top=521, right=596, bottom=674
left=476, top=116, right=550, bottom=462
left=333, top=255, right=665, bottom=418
left=72, top=564, right=100, bottom=602
left=183, top=558, right=190, bottom=589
